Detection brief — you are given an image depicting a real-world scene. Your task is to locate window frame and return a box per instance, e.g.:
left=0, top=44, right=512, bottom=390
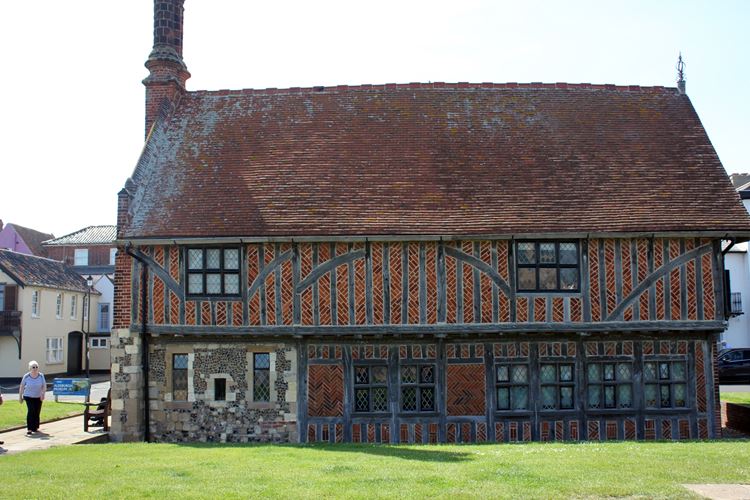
left=185, top=247, right=241, bottom=297
left=644, top=359, right=688, bottom=409
left=109, top=248, right=117, bottom=266
left=214, top=378, right=227, bottom=401
left=585, top=361, right=634, bottom=411
left=353, top=363, right=390, bottom=414
left=97, top=303, right=110, bottom=332
left=539, top=362, right=576, bottom=411
left=46, top=337, right=63, bottom=364
left=83, top=295, right=89, bottom=321
left=55, top=293, right=63, bottom=319
left=515, top=241, right=580, bottom=293
left=70, top=295, right=77, bottom=320
left=495, top=362, right=531, bottom=412
left=253, top=352, right=271, bottom=402
left=31, top=290, right=40, bottom=318
left=399, top=363, right=437, bottom=413
left=172, top=353, right=189, bottom=401
left=90, top=338, right=109, bottom=349
left=74, top=248, right=89, bottom=266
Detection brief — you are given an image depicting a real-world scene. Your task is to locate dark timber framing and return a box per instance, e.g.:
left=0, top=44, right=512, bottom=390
left=298, top=332, right=719, bottom=443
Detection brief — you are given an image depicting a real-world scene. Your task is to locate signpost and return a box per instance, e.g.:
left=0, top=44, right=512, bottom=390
left=53, top=378, right=91, bottom=402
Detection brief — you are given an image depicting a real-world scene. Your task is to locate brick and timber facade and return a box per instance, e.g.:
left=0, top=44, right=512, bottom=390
left=111, top=0, right=750, bottom=443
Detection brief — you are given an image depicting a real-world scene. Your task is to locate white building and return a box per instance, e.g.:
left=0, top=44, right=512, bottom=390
left=723, top=174, right=750, bottom=348
left=0, top=249, right=103, bottom=378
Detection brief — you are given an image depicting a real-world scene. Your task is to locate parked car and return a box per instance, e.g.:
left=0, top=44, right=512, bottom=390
left=718, top=348, right=750, bottom=383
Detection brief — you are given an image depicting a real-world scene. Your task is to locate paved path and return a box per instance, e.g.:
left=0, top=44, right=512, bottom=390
left=721, top=384, right=750, bottom=393
left=683, top=484, right=750, bottom=499
left=0, top=379, right=110, bottom=456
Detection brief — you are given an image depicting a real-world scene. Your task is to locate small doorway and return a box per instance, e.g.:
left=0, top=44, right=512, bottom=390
left=67, top=331, right=83, bottom=375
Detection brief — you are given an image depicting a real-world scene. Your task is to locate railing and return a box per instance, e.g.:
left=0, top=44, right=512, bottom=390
left=730, top=292, right=743, bottom=316
left=0, top=310, right=22, bottom=330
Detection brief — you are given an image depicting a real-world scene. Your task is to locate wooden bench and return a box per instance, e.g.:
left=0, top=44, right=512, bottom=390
left=83, top=389, right=111, bottom=432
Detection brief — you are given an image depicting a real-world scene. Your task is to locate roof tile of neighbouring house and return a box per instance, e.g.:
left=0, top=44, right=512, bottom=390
left=0, top=249, right=93, bottom=293
left=122, top=82, right=750, bottom=239
left=43, top=225, right=117, bottom=246
left=8, top=224, right=54, bottom=256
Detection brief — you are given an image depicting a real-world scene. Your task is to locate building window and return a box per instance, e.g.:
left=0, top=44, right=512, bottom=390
left=186, top=248, right=240, bottom=296
left=172, top=354, right=189, bottom=401
left=253, top=353, right=270, bottom=402
left=516, top=241, right=579, bottom=292
left=353, top=364, right=389, bottom=413
left=540, top=363, right=575, bottom=410
left=400, top=364, right=436, bottom=412
left=90, top=338, right=108, bottom=348
left=97, top=303, right=110, bottom=332
left=74, top=249, right=89, bottom=266
left=55, top=293, right=63, bottom=319
left=496, top=363, right=530, bottom=411
left=110, top=248, right=117, bottom=266
left=586, top=362, right=633, bottom=409
left=644, top=360, right=687, bottom=408
left=46, top=337, right=63, bottom=364
left=70, top=295, right=77, bottom=319
left=31, top=290, right=40, bottom=317
left=214, top=378, right=226, bottom=401
left=83, top=295, right=89, bottom=321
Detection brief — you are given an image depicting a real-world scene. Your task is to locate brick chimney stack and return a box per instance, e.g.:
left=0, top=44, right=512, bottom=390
left=143, top=0, right=190, bottom=137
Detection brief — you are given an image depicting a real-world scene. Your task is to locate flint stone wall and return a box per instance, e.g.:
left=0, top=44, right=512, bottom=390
left=148, top=341, right=298, bottom=443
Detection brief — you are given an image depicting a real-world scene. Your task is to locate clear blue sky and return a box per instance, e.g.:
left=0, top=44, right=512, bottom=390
left=1, top=0, right=748, bottom=237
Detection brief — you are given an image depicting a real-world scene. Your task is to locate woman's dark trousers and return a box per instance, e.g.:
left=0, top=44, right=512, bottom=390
left=24, top=397, right=42, bottom=431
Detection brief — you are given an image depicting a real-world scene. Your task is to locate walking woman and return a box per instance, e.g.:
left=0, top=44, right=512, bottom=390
left=19, top=361, right=45, bottom=435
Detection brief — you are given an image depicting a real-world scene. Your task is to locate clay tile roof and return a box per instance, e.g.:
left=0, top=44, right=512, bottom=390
left=0, top=249, right=94, bottom=293
left=8, top=224, right=54, bottom=256
left=43, top=225, right=117, bottom=246
left=122, top=83, right=750, bottom=239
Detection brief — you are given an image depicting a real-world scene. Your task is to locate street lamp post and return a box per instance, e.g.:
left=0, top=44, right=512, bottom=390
left=85, top=275, right=93, bottom=380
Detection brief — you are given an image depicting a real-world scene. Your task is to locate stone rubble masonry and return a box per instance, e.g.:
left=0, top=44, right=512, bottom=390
left=110, top=327, right=145, bottom=442
left=147, top=341, right=298, bottom=443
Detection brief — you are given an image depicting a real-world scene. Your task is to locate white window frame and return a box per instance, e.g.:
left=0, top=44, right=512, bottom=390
left=90, top=337, right=109, bottom=349
left=83, top=295, right=89, bottom=321
left=74, top=248, right=89, bottom=266
left=97, top=303, right=110, bottom=332
left=46, top=337, right=63, bottom=364
left=31, top=290, right=40, bottom=318
left=110, top=248, right=117, bottom=265
left=70, top=295, right=77, bottom=319
left=55, top=293, right=63, bottom=319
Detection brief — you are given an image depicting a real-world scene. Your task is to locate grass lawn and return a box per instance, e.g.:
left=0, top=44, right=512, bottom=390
left=0, top=400, right=84, bottom=430
left=722, top=392, right=750, bottom=405
left=0, top=441, right=749, bottom=498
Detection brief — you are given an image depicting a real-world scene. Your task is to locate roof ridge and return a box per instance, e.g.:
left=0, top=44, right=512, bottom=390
left=0, top=247, right=67, bottom=264
left=43, top=225, right=117, bottom=245
left=191, top=82, right=676, bottom=97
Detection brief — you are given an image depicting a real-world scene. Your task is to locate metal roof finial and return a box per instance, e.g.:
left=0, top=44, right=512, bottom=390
left=676, top=53, right=686, bottom=94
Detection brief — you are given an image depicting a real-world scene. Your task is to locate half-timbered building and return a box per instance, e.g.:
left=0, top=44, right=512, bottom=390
left=111, top=0, right=750, bottom=443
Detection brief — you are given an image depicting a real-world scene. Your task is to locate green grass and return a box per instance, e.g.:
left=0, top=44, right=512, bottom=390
left=722, top=392, right=750, bottom=405
left=0, top=441, right=749, bottom=498
left=0, top=399, right=84, bottom=430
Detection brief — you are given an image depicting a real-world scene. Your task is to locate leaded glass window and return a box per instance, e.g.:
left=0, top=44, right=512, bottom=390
left=354, top=364, right=389, bottom=413
left=586, top=362, right=633, bottom=410
left=173, top=354, right=188, bottom=401
left=516, top=241, right=580, bottom=292
left=400, top=364, right=435, bottom=412
left=186, top=247, right=241, bottom=296
left=495, top=363, right=529, bottom=411
left=644, top=360, right=687, bottom=408
left=540, top=363, right=575, bottom=410
left=253, top=353, right=271, bottom=402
